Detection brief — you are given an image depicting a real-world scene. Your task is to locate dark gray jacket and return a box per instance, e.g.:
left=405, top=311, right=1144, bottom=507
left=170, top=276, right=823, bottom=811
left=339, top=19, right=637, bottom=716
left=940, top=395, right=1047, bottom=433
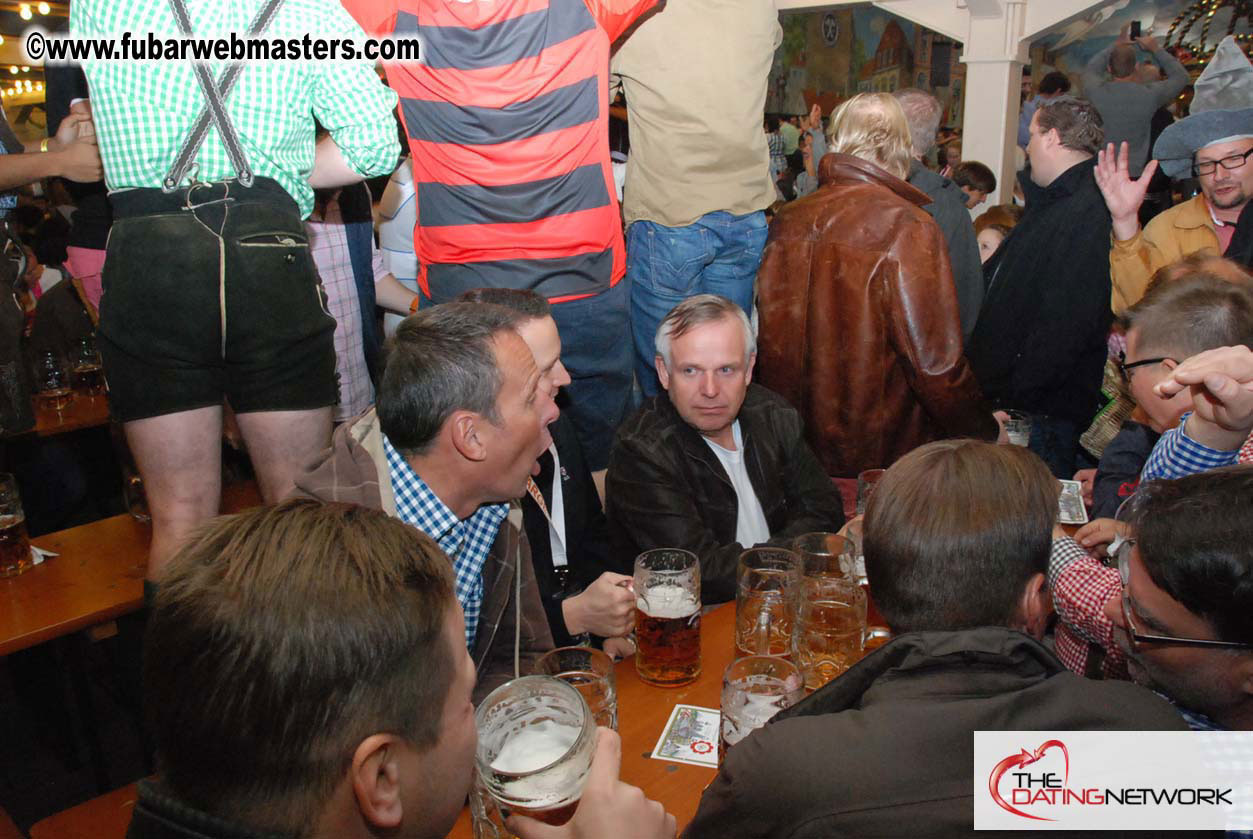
left=684, top=627, right=1198, bottom=839
left=908, top=160, right=984, bottom=340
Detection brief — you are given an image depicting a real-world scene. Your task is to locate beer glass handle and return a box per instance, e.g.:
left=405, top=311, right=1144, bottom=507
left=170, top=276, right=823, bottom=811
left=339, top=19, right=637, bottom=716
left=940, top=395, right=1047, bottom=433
left=756, top=607, right=771, bottom=653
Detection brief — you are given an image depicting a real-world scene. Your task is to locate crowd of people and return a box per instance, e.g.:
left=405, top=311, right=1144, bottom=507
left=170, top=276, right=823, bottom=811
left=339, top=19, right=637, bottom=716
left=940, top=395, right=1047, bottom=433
left=1, top=0, right=1251, bottom=836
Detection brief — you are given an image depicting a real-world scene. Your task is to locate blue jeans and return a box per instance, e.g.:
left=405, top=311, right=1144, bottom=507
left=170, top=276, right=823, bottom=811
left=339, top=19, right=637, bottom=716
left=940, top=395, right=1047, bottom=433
left=627, top=211, right=768, bottom=397
left=1029, top=414, right=1081, bottom=480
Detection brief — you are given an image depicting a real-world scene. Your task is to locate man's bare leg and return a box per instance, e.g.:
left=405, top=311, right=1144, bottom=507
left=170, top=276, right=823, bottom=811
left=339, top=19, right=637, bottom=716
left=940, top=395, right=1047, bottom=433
left=235, top=407, right=333, bottom=504
left=124, top=406, right=223, bottom=582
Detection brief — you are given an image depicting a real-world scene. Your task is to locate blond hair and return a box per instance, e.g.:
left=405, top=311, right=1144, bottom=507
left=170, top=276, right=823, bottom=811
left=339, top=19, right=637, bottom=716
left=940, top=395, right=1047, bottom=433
left=826, top=93, right=914, bottom=180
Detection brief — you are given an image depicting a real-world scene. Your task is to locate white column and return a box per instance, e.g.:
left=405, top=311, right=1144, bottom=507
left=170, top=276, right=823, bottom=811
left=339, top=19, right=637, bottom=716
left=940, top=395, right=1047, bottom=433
left=959, top=0, right=1028, bottom=205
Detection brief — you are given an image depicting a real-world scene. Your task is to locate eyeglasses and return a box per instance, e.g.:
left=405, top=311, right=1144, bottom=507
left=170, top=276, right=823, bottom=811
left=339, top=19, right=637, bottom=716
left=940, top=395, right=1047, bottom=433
left=1192, top=147, right=1253, bottom=177
left=1113, top=537, right=1252, bottom=650
left=1117, top=350, right=1172, bottom=384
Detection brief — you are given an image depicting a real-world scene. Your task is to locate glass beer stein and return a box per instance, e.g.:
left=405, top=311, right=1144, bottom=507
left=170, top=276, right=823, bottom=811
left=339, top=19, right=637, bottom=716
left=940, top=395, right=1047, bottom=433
left=735, top=547, right=800, bottom=657
left=633, top=548, right=701, bottom=687
left=475, top=676, right=597, bottom=827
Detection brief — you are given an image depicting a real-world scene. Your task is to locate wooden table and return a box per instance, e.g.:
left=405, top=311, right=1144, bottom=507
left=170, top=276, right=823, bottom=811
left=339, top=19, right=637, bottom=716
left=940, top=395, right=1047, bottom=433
left=0, top=514, right=150, bottom=657
left=27, top=596, right=878, bottom=838
left=0, top=480, right=263, bottom=656
left=29, top=782, right=138, bottom=839
left=33, top=393, right=111, bottom=438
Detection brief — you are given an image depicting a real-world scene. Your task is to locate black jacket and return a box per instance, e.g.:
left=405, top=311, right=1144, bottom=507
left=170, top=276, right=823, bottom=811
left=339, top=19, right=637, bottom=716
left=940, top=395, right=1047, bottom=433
left=1092, top=420, right=1160, bottom=519
left=127, top=780, right=287, bottom=839
left=521, top=412, right=614, bottom=646
left=606, top=383, right=845, bottom=604
left=967, top=161, right=1114, bottom=426
left=684, top=627, right=1198, bottom=839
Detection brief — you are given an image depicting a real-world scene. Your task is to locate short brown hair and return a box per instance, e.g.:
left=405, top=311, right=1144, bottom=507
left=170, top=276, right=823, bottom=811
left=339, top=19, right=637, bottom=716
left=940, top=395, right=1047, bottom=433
left=1145, top=252, right=1253, bottom=295
left=974, top=203, right=1024, bottom=236
left=1035, top=97, right=1104, bottom=155
left=655, top=293, right=755, bottom=368
left=864, top=439, right=1059, bottom=634
left=952, top=160, right=996, bottom=193
left=145, top=499, right=457, bottom=835
left=1125, top=266, right=1253, bottom=358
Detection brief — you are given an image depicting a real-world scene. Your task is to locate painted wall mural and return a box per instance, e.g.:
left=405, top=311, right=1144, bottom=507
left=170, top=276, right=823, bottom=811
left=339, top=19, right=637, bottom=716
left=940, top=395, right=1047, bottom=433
left=769, top=7, right=964, bottom=129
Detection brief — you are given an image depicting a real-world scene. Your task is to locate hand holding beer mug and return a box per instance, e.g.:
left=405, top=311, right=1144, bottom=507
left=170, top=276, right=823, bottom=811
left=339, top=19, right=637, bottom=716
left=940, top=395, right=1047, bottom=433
left=720, top=656, right=804, bottom=762
left=476, top=676, right=597, bottom=826
left=538, top=647, right=618, bottom=730
left=508, top=729, right=678, bottom=839
left=633, top=549, right=701, bottom=687
left=735, top=548, right=799, bottom=656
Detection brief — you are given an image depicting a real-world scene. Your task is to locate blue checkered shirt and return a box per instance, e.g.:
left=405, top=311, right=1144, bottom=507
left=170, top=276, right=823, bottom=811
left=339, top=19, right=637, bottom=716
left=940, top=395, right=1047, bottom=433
left=383, top=434, right=508, bottom=651
left=1141, top=412, right=1240, bottom=483
left=1178, top=705, right=1253, bottom=837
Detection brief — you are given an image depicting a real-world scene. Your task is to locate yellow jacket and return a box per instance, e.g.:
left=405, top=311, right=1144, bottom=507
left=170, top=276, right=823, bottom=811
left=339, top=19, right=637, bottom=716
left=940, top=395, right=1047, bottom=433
left=1110, top=194, right=1220, bottom=313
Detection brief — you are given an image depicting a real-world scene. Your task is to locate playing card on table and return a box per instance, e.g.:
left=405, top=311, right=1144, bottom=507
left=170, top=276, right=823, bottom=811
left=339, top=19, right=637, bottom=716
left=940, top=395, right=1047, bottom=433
left=1057, top=479, right=1089, bottom=525
left=650, top=704, right=721, bottom=768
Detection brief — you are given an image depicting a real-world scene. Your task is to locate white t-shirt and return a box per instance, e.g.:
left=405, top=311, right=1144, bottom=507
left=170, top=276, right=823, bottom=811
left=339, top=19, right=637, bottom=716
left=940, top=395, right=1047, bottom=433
left=702, top=420, right=771, bottom=548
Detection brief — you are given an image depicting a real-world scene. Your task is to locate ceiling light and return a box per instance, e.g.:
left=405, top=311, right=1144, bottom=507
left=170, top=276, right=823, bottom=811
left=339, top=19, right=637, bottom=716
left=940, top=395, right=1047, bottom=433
left=37, top=2, right=50, bottom=14
left=19, top=5, right=32, bottom=21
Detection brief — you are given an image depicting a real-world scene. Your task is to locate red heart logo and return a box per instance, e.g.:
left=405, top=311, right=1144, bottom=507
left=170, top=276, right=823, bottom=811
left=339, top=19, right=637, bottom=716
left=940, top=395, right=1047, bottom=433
left=988, top=740, right=1069, bottom=821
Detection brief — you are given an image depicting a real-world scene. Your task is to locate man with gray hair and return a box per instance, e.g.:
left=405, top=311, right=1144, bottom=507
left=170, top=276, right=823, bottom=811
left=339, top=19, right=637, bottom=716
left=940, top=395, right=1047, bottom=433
left=892, top=88, right=983, bottom=339
left=294, top=302, right=557, bottom=700
left=605, top=294, right=844, bottom=603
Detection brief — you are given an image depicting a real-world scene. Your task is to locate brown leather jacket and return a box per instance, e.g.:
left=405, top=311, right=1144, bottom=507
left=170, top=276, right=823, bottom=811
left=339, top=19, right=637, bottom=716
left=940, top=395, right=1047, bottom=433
left=756, top=154, right=995, bottom=477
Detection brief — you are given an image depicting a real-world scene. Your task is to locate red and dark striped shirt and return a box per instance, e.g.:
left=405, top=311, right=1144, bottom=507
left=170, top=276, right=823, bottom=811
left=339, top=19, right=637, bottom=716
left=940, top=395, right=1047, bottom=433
left=342, top=0, right=656, bottom=303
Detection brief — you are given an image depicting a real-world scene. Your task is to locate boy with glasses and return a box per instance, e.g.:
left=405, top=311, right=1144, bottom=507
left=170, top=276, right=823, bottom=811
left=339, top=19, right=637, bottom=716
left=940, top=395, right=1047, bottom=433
left=1084, top=262, right=1253, bottom=520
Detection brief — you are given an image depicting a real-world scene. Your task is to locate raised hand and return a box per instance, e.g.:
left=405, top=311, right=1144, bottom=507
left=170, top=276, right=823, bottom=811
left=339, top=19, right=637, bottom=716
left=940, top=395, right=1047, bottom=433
left=1093, top=141, right=1156, bottom=241
left=807, top=102, right=822, bottom=132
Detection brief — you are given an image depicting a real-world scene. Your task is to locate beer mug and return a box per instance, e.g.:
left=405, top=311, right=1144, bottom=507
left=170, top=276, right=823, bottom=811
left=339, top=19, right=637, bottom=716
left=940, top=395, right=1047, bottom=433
left=792, top=532, right=855, bottom=581
left=475, top=676, right=597, bottom=827
left=0, top=473, right=31, bottom=578
left=633, top=548, right=701, bottom=687
left=35, top=351, right=73, bottom=412
left=72, top=335, right=107, bottom=396
left=735, top=547, right=800, bottom=657
left=537, top=646, right=618, bottom=730
left=1003, top=410, right=1032, bottom=447
left=470, top=772, right=520, bottom=839
left=720, top=655, right=804, bottom=762
left=793, top=577, right=867, bottom=691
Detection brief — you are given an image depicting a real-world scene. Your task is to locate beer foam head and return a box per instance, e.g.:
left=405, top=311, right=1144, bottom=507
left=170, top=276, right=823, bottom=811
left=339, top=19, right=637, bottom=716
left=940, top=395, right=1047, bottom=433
left=490, top=719, right=579, bottom=774
left=638, top=583, right=699, bottom=618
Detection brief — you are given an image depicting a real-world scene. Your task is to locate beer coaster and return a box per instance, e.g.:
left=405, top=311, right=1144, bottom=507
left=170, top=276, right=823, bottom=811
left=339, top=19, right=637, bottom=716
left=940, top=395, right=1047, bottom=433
left=650, top=704, right=720, bottom=768
left=1057, top=479, right=1089, bottom=525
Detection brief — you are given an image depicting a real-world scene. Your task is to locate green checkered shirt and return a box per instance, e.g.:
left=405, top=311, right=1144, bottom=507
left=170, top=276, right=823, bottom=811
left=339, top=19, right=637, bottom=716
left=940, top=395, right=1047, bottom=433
left=71, top=0, right=400, bottom=218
